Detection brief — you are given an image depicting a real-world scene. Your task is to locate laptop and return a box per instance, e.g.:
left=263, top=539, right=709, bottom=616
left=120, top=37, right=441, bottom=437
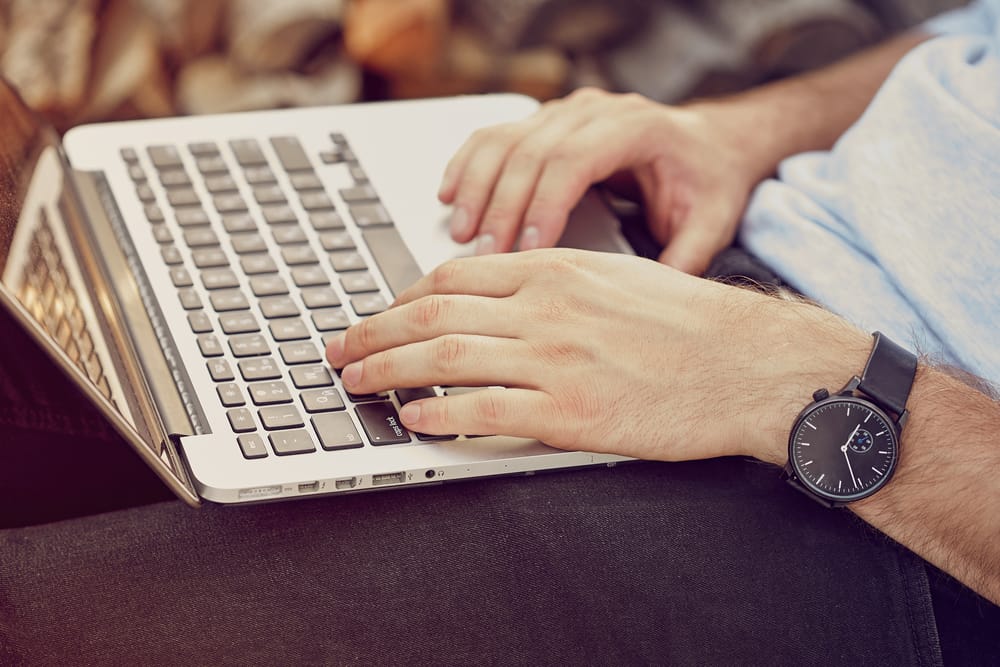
left=0, top=78, right=633, bottom=506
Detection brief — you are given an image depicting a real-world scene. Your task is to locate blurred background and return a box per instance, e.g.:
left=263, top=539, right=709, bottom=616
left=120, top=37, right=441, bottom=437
left=0, top=0, right=966, bottom=131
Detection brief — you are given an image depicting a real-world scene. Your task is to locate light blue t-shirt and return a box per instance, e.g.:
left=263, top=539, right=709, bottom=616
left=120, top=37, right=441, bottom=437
left=739, top=0, right=1000, bottom=384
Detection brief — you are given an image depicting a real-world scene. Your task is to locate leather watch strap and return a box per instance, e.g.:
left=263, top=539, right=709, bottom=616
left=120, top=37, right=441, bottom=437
left=858, top=332, right=917, bottom=416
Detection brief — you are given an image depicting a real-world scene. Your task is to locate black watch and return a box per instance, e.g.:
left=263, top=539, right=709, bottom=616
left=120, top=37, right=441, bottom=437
left=783, top=332, right=917, bottom=507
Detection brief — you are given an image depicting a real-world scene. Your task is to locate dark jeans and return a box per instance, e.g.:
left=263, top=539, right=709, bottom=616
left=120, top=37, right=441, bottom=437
left=1, top=282, right=997, bottom=665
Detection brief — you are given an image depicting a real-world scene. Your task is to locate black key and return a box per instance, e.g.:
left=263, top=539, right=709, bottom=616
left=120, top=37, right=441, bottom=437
left=290, top=365, right=333, bottom=389
left=415, top=432, right=459, bottom=442
left=260, top=295, right=299, bottom=319
left=229, top=139, right=267, bottom=166
left=301, top=387, right=346, bottom=413
left=250, top=275, right=288, bottom=297
left=289, top=172, right=323, bottom=191
left=262, top=204, right=297, bottom=225
left=349, top=164, right=368, bottom=183
left=159, top=169, right=191, bottom=188
left=259, top=405, right=305, bottom=430
left=362, top=226, right=423, bottom=298
left=291, top=266, right=329, bottom=288
left=312, top=308, right=350, bottom=331
left=243, top=165, right=276, bottom=184
left=207, top=357, right=235, bottom=381
left=205, top=174, right=238, bottom=193
left=253, top=185, right=286, bottom=204
left=231, top=233, right=267, bottom=254
left=320, top=149, right=342, bottom=164
left=170, top=266, right=194, bottom=287
left=230, top=333, right=270, bottom=357
left=223, top=213, right=258, bottom=234
left=188, top=310, right=213, bottom=333
left=272, top=224, right=308, bottom=245
left=197, top=155, right=228, bottom=174
left=178, top=288, right=202, bottom=310
left=319, top=231, right=355, bottom=251
left=120, top=147, right=139, bottom=163
left=269, top=430, right=316, bottom=456
left=148, top=145, right=182, bottom=168
left=300, top=286, right=341, bottom=309
left=219, top=311, right=259, bottom=334
left=248, top=381, right=292, bottom=405
left=188, top=141, right=219, bottom=156
left=350, top=203, right=392, bottom=228
left=167, top=188, right=200, bottom=207
left=214, top=194, right=247, bottom=213
left=270, top=136, right=312, bottom=171
left=198, top=334, right=224, bottom=357
left=239, top=357, right=282, bottom=381
left=329, top=251, right=367, bottom=273
left=395, top=387, right=436, bottom=405
left=145, top=204, right=164, bottom=222
left=237, top=433, right=268, bottom=459
left=175, top=207, right=211, bottom=227
left=128, top=164, right=146, bottom=182
left=210, top=289, right=250, bottom=311
left=136, top=183, right=155, bottom=202
left=217, top=383, right=245, bottom=407
left=151, top=224, right=173, bottom=244
left=351, top=294, right=388, bottom=317
left=269, top=317, right=310, bottom=341
left=339, top=184, right=378, bottom=203
left=201, top=268, right=240, bottom=290
left=312, top=412, right=362, bottom=450
left=345, top=390, right=389, bottom=403
left=279, top=341, right=321, bottom=365
left=227, top=408, right=256, bottom=433
left=281, top=245, right=317, bottom=265
left=340, top=272, right=378, bottom=294
left=161, top=245, right=183, bottom=265
left=184, top=228, right=219, bottom=247
left=355, top=402, right=411, bottom=445
left=300, top=192, right=334, bottom=211
left=241, top=254, right=278, bottom=275
left=192, top=247, right=229, bottom=269
left=310, top=211, right=344, bottom=230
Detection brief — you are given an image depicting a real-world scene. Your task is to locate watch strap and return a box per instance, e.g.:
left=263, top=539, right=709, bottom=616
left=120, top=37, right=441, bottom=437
left=858, top=332, right=917, bottom=416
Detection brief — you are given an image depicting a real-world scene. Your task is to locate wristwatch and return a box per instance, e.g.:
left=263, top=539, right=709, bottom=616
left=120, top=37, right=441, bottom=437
left=783, top=332, right=917, bottom=507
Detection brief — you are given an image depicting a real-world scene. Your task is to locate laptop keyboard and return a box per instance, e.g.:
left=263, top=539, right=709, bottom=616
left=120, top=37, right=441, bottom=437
left=121, top=134, right=451, bottom=460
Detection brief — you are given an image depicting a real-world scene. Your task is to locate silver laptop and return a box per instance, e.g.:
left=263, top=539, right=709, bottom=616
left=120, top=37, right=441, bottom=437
left=0, top=80, right=633, bottom=506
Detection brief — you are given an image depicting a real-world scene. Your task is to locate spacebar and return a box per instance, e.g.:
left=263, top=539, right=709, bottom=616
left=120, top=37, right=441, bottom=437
left=362, top=227, right=424, bottom=298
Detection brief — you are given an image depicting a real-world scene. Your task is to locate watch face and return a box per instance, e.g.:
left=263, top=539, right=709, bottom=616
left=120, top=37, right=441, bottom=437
left=789, top=397, right=899, bottom=503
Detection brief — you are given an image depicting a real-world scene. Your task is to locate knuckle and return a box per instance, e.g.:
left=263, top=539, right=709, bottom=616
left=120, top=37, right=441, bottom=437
left=353, top=317, right=379, bottom=352
left=373, top=350, right=394, bottom=380
left=570, top=86, right=604, bottom=102
left=474, top=392, right=506, bottom=428
left=433, top=334, right=467, bottom=372
left=431, top=260, right=461, bottom=294
left=507, top=146, right=542, bottom=170
left=410, top=295, right=448, bottom=330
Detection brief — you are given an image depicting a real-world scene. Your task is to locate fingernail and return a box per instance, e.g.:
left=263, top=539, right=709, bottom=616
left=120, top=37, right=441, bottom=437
left=475, top=233, right=495, bottom=255
left=449, top=208, right=469, bottom=238
left=520, top=226, right=539, bottom=251
left=326, top=333, right=345, bottom=363
left=341, top=361, right=362, bottom=388
left=399, top=402, right=420, bottom=425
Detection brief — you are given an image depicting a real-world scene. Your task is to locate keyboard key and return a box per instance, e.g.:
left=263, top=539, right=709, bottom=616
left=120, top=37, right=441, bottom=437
left=223, top=214, right=258, bottom=234
left=237, top=433, right=268, bottom=459
left=270, top=318, right=311, bottom=341
left=351, top=294, right=388, bottom=317
left=260, top=295, right=299, bottom=319
left=319, top=231, right=355, bottom=251
left=151, top=224, right=173, bottom=244
left=289, top=172, right=323, bottom=191
left=300, top=286, right=341, bottom=309
left=136, top=183, right=155, bottom=202
left=349, top=164, right=368, bottom=183
left=261, top=204, right=296, bottom=225
left=290, top=365, right=333, bottom=389
left=329, top=251, right=367, bottom=272
left=309, top=211, right=344, bottom=230
left=217, top=382, right=245, bottom=407
left=330, top=132, right=348, bottom=146
left=229, top=138, right=267, bottom=166
left=188, top=310, right=213, bottom=333
left=167, top=188, right=200, bottom=207
left=241, top=254, right=278, bottom=275
left=198, top=334, right=224, bottom=357
left=300, top=192, right=334, bottom=211
left=271, top=224, right=308, bottom=245
left=219, top=311, right=259, bottom=334
left=227, top=408, right=256, bottom=433
left=230, top=333, right=270, bottom=357
left=346, top=390, right=389, bottom=403
left=128, top=164, right=146, bottom=181
left=192, top=247, right=230, bottom=269
left=302, top=387, right=345, bottom=413
left=248, top=381, right=292, bottom=405
left=120, top=147, right=139, bottom=162
left=362, top=226, right=423, bottom=298
left=214, top=194, right=247, bottom=213
left=205, top=174, right=238, bottom=193
left=339, top=184, right=378, bottom=203
left=210, top=289, right=250, bottom=311
left=270, top=136, right=312, bottom=171
left=312, top=412, right=362, bottom=450
left=320, top=149, right=342, bottom=164
left=175, top=207, right=211, bottom=227
left=207, top=357, right=235, bottom=381
left=269, top=430, right=316, bottom=456
left=291, top=265, right=328, bottom=288
left=197, top=155, right=228, bottom=174
left=311, top=308, right=350, bottom=331
left=253, top=185, right=286, bottom=204
left=243, top=165, right=276, bottom=184
left=201, top=268, right=240, bottom=290
left=239, top=357, right=282, bottom=381
left=170, top=267, right=194, bottom=287
left=231, top=233, right=267, bottom=254
left=259, top=405, right=305, bottom=430
left=184, top=228, right=219, bottom=247
left=281, top=245, right=318, bottom=265
left=188, top=141, right=219, bottom=156
left=161, top=245, right=183, bottom=265
left=178, top=288, right=202, bottom=310
left=145, top=204, right=164, bottom=222
left=350, top=203, right=392, bottom=228
left=355, top=401, right=411, bottom=445
left=395, top=386, right=436, bottom=405
left=340, top=272, right=378, bottom=294
left=279, top=341, right=321, bottom=365
left=159, top=169, right=191, bottom=188
left=148, top=145, right=182, bottom=168
left=250, top=275, right=288, bottom=297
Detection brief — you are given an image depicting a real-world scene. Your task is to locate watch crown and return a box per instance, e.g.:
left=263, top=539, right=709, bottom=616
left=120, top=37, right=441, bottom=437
left=812, top=388, right=830, bottom=402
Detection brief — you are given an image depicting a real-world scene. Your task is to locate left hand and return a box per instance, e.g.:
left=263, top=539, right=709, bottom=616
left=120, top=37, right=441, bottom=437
left=326, top=249, right=868, bottom=464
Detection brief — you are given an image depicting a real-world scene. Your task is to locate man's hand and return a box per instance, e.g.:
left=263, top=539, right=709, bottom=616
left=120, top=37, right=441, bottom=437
left=437, top=89, right=762, bottom=275
left=326, top=249, right=867, bottom=463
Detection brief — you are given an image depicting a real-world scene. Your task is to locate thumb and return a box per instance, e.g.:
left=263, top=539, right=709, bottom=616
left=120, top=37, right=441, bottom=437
left=657, top=225, right=723, bottom=276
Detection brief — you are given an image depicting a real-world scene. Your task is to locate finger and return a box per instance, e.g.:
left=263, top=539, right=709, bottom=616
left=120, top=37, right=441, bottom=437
left=390, top=253, right=534, bottom=309
left=328, top=293, right=520, bottom=367
left=657, top=214, right=734, bottom=276
left=398, top=388, right=558, bottom=440
left=339, top=335, right=535, bottom=395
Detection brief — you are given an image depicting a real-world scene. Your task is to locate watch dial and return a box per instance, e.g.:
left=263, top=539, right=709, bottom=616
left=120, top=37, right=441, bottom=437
left=790, top=399, right=898, bottom=502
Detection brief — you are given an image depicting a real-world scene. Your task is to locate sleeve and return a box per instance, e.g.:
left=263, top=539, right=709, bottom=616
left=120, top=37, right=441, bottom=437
left=922, top=0, right=999, bottom=36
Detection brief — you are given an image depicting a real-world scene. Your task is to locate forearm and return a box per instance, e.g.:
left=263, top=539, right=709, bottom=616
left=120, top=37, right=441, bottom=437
left=691, top=30, right=931, bottom=183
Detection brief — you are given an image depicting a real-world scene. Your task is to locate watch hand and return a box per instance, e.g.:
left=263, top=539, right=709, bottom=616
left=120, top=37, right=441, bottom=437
left=841, top=424, right=861, bottom=487
left=841, top=423, right=861, bottom=451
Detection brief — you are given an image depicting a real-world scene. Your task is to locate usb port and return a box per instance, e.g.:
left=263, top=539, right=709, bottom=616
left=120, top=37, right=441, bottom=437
left=297, top=481, right=320, bottom=493
left=335, top=477, right=358, bottom=490
left=372, top=472, right=406, bottom=486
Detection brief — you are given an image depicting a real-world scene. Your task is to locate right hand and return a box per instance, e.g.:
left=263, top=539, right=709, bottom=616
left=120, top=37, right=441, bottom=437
left=438, top=87, right=765, bottom=275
